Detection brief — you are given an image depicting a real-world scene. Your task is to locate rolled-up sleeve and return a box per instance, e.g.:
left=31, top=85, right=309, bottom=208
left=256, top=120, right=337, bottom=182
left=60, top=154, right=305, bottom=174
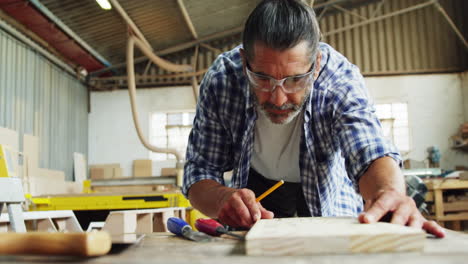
left=330, top=69, right=401, bottom=192
left=182, top=68, right=233, bottom=197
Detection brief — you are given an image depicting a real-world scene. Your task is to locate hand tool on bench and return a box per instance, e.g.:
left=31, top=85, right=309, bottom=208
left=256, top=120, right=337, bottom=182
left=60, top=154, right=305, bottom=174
left=0, top=231, right=112, bottom=256
left=195, top=218, right=245, bottom=240
left=167, top=217, right=214, bottom=242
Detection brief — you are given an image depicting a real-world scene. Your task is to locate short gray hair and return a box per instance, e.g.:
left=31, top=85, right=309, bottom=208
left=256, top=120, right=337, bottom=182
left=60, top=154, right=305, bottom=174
left=242, top=0, right=321, bottom=62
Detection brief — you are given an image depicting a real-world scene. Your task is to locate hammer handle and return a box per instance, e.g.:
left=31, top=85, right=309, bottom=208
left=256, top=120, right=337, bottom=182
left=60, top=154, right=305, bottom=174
left=0, top=231, right=111, bottom=256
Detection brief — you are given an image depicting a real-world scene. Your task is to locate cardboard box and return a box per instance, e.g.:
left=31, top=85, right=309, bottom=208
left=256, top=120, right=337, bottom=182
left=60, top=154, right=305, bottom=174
left=161, top=168, right=177, bottom=177
left=133, top=159, right=152, bottom=177
left=90, top=167, right=105, bottom=180
left=113, top=167, right=123, bottom=178
left=89, top=164, right=121, bottom=179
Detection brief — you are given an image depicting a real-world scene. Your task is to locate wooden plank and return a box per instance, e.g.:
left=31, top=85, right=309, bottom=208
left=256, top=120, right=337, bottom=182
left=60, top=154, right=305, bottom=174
left=0, top=126, right=19, bottom=176
left=36, top=218, right=57, bottom=232
left=436, top=212, right=468, bottom=221
left=73, top=152, right=87, bottom=183
left=0, top=126, right=18, bottom=150
left=28, top=169, right=66, bottom=196
left=426, top=179, right=468, bottom=190
left=64, top=181, right=82, bottom=194
left=444, top=201, right=468, bottom=212
left=434, top=189, right=444, bottom=219
left=23, top=134, right=39, bottom=178
left=153, top=211, right=175, bottom=232
left=102, top=208, right=185, bottom=243
left=425, top=190, right=434, bottom=202
left=245, top=217, right=425, bottom=256
left=103, top=212, right=136, bottom=236
left=53, top=217, right=82, bottom=232
left=136, top=213, right=153, bottom=234
left=0, top=210, right=82, bottom=232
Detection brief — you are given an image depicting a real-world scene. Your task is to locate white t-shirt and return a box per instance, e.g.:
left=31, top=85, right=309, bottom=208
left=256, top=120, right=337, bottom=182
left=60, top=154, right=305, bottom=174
left=250, top=109, right=303, bottom=183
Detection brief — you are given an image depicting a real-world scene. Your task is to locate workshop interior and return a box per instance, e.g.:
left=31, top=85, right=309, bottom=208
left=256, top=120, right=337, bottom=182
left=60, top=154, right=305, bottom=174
left=0, top=0, right=467, bottom=262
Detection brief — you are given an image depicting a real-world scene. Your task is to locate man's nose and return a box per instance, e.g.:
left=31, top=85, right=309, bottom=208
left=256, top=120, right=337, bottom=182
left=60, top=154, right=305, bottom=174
left=269, top=85, right=288, bottom=107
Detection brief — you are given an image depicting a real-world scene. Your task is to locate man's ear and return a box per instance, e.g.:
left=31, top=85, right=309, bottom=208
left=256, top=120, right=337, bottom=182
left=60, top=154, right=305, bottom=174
left=313, top=51, right=322, bottom=80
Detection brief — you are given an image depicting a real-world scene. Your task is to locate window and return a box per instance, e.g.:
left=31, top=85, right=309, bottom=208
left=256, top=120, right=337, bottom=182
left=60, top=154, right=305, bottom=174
left=149, top=112, right=195, bottom=161
left=375, top=103, right=410, bottom=154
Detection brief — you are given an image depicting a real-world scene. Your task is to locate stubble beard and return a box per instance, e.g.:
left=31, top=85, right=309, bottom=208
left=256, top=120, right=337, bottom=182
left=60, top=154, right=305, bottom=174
left=256, top=88, right=311, bottom=125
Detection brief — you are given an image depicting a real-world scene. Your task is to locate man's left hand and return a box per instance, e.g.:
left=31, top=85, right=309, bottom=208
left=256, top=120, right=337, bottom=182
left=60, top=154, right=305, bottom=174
left=358, top=189, right=445, bottom=238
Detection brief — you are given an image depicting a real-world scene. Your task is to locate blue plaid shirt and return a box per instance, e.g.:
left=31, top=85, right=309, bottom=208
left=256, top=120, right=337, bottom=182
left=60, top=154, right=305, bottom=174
left=183, top=43, right=401, bottom=217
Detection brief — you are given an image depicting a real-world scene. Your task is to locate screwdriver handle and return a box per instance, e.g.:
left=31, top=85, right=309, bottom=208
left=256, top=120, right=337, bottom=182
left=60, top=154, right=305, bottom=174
left=195, top=218, right=224, bottom=236
left=167, top=217, right=191, bottom=236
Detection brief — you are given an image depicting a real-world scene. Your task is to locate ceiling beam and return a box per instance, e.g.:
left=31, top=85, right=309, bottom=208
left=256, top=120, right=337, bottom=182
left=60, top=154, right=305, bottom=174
left=332, top=4, right=367, bottom=20
left=318, top=6, right=329, bottom=21
left=370, top=0, right=385, bottom=18
left=200, top=43, right=222, bottom=54
left=433, top=1, right=468, bottom=51
left=324, top=0, right=435, bottom=37
left=90, top=25, right=243, bottom=75
left=177, top=0, right=198, bottom=39
left=109, top=0, right=152, bottom=50
left=29, top=0, right=111, bottom=67
left=313, top=0, right=351, bottom=9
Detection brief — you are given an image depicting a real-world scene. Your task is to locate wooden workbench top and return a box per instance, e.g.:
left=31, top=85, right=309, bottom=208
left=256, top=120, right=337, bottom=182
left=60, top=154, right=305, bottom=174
left=1, top=230, right=468, bottom=263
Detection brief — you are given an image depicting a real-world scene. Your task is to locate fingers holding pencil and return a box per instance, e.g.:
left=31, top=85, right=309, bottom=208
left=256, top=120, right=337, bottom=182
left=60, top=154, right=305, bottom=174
left=217, top=180, right=284, bottom=228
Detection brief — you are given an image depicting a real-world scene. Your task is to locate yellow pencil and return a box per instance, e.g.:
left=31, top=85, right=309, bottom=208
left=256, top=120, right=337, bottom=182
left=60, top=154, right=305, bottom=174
left=255, top=180, right=285, bottom=202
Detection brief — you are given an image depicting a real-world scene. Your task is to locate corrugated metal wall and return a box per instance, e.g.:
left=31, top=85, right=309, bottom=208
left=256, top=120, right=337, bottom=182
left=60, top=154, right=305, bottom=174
left=0, top=27, right=88, bottom=180
left=320, top=0, right=467, bottom=75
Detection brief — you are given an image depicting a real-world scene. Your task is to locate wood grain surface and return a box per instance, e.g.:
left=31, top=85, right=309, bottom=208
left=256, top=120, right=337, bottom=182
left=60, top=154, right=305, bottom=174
left=0, top=231, right=111, bottom=256
left=245, top=217, right=426, bottom=255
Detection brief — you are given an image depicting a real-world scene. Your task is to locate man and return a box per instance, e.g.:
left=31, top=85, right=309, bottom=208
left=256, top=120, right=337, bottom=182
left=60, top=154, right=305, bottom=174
left=183, top=0, right=444, bottom=237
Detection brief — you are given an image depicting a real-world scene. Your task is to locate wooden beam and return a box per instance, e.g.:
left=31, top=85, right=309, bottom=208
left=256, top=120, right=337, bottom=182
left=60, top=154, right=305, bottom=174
left=177, top=0, right=198, bottom=39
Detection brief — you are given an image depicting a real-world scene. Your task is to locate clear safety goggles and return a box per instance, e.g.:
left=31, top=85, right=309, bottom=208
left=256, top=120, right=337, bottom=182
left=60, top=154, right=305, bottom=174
left=245, top=62, right=315, bottom=93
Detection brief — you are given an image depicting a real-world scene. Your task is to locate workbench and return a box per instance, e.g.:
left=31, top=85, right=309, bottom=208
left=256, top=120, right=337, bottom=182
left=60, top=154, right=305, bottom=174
left=1, top=229, right=467, bottom=263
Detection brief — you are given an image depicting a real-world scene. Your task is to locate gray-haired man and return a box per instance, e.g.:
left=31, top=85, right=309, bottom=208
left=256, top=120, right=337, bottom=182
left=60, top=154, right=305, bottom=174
left=183, top=0, right=444, bottom=238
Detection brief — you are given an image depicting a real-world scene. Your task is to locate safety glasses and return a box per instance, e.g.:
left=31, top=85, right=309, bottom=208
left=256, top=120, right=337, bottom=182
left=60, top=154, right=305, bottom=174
left=245, top=62, right=315, bottom=94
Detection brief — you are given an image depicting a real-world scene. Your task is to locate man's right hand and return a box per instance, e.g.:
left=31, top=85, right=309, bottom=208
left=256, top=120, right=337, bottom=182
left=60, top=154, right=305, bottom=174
left=188, top=180, right=274, bottom=228
left=217, top=188, right=274, bottom=228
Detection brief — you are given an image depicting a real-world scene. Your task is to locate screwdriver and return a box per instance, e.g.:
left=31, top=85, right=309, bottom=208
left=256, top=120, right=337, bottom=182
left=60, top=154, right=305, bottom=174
left=167, top=217, right=214, bottom=242
left=195, top=218, right=245, bottom=240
